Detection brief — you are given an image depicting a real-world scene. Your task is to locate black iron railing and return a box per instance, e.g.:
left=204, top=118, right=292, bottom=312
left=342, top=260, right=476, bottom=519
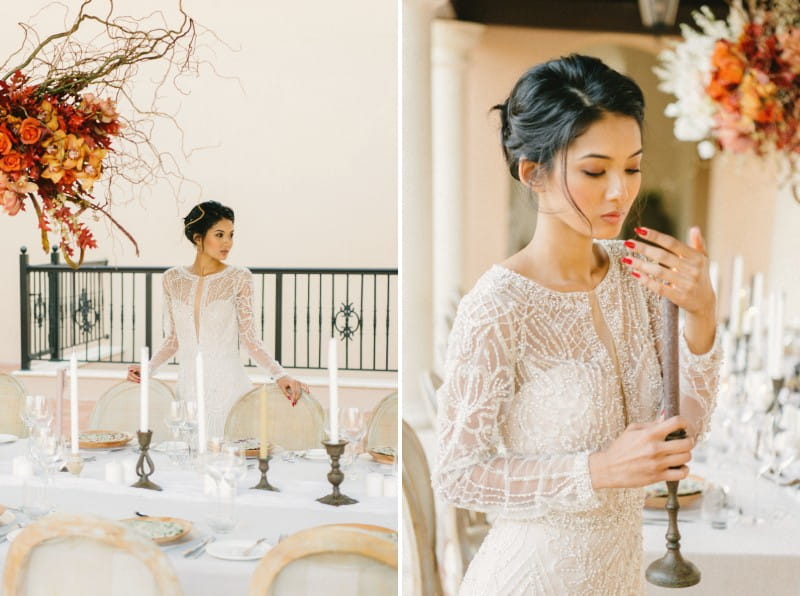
left=19, top=247, right=398, bottom=372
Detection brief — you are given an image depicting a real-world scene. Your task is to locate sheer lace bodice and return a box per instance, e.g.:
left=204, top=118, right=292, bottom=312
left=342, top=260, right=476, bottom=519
left=150, top=265, right=286, bottom=437
left=433, top=240, right=720, bottom=595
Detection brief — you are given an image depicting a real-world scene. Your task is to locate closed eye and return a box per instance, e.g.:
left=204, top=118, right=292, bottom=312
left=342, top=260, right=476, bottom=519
left=626, top=168, right=641, bottom=174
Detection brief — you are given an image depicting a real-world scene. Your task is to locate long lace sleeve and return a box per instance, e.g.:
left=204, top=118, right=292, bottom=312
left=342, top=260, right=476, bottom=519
left=149, top=274, right=178, bottom=371
left=432, top=290, right=600, bottom=517
left=646, top=290, right=721, bottom=439
left=235, top=269, right=287, bottom=380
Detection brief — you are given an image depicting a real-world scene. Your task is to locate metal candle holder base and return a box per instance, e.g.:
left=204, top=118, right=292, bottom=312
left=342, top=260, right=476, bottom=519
left=131, top=430, right=162, bottom=491
left=646, top=429, right=700, bottom=588
left=65, top=453, right=84, bottom=476
left=251, top=456, right=279, bottom=491
left=316, top=440, right=358, bottom=506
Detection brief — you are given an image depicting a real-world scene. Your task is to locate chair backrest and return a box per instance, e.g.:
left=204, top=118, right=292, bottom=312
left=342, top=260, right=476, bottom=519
left=402, top=420, right=443, bottom=596
left=2, top=513, right=182, bottom=596
left=224, top=384, right=324, bottom=451
left=0, top=374, right=27, bottom=437
left=248, top=525, right=397, bottom=596
left=88, top=380, right=175, bottom=442
left=365, top=392, right=398, bottom=452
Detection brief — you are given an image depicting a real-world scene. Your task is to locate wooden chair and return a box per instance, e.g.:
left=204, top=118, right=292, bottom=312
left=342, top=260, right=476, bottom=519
left=0, top=374, right=27, bottom=437
left=88, top=380, right=176, bottom=442
left=365, top=392, right=398, bottom=452
left=1, top=513, right=182, bottom=596
left=402, top=420, right=443, bottom=596
left=248, top=524, right=397, bottom=595
left=224, top=384, right=324, bottom=451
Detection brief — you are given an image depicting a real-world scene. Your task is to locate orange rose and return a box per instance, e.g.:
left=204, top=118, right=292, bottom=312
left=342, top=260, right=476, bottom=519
left=0, top=129, right=13, bottom=155
left=19, top=117, right=43, bottom=145
left=0, top=152, right=23, bottom=172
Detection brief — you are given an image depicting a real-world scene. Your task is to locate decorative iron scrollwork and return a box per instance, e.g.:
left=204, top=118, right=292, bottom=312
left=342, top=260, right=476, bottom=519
left=33, top=293, right=46, bottom=328
left=333, top=302, right=361, bottom=341
left=74, top=289, right=100, bottom=335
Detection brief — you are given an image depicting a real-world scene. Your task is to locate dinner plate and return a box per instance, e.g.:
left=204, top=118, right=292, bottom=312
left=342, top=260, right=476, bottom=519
left=230, top=438, right=271, bottom=458
left=206, top=539, right=272, bottom=561
left=0, top=434, right=18, bottom=444
left=152, top=441, right=189, bottom=453
left=0, top=508, right=15, bottom=527
left=120, top=516, right=192, bottom=545
left=79, top=430, right=133, bottom=450
left=644, top=475, right=704, bottom=509
left=369, top=446, right=395, bottom=465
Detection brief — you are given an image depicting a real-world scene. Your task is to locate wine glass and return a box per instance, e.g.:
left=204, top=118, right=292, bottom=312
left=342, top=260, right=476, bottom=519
left=204, top=440, right=245, bottom=535
left=22, top=395, right=52, bottom=435
left=340, top=407, right=366, bottom=471
left=27, top=426, right=64, bottom=519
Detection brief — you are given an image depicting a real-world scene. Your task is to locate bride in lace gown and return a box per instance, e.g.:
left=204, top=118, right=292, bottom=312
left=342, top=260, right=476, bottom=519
left=432, top=55, right=721, bottom=595
left=128, top=201, right=306, bottom=438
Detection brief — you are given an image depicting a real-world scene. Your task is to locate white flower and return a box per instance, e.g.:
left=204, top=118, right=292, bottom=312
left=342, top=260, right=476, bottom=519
left=697, top=140, right=716, bottom=159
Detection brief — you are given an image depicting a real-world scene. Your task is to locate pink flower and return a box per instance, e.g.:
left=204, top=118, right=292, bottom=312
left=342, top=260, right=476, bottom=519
left=2, top=190, right=23, bottom=216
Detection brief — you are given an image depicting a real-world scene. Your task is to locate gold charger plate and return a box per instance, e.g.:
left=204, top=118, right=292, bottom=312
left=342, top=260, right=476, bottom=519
left=120, top=516, right=192, bottom=545
left=369, top=446, right=395, bottom=465
left=230, top=438, right=272, bottom=458
left=78, top=430, right=133, bottom=450
left=644, top=475, right=704, bottom=510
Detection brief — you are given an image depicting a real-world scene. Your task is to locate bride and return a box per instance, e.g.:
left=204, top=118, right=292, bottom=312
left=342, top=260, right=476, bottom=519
left=433, top=55, right=720, bottom=595
left=128, top=201, right=307, bottom=438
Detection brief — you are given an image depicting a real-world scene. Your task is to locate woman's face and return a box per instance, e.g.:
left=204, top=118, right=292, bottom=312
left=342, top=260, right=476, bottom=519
left=196, top=218, right=234, bottom=261
left=536, top=112, right=643, bottom=240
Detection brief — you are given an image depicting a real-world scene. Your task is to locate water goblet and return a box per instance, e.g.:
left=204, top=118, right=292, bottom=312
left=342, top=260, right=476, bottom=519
left=340, top=407, right=366, bottom=472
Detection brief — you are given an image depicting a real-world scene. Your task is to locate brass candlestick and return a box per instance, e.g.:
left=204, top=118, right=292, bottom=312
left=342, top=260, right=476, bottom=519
left=131, top=430, right=162, bottom=491
left=646, top=299, right=700, bottom=587
left=317, top=440, right=358, bottom=506
left=251, top=455, right=279, bottom=491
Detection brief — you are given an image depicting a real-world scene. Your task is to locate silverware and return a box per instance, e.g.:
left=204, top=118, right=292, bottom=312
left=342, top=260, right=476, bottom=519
left=243, top=537, right=267, bottom=556
left=183, top=536, right=213, bottom=558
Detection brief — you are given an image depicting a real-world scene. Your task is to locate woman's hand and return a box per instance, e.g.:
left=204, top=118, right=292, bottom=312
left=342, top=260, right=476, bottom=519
left=277, top=376, right=310, bottom=406
left=622, top=226, right=717, bottom=354
left=127, top=365, right=141, bottom=384
left=589, top=416, right=694, bottom=489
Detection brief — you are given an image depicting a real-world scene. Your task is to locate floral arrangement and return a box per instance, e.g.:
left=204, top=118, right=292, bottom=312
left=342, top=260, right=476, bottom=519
left=655, top=1, right=800, bottom=196
left=0, top=1, right=198, bottom=267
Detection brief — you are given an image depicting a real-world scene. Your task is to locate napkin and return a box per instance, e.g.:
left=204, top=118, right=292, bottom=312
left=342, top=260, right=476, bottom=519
left=0, top=506, right=14, bottom=525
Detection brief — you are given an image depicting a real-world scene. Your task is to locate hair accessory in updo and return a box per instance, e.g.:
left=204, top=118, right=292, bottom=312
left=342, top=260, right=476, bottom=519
left=183, top=204, right=205, bottom=229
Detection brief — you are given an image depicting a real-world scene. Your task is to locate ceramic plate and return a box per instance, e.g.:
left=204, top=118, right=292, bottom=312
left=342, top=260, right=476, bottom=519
left=644, top=475, right=704, bottom=509
left=120, top=516, right=192, bottom=544
left=206, top=539, right=272, bottom=561
left=230, top=438, right=271, bottom=458
left=0, top=509, right=15, bottom=528
left=4, top=527, right=22, bottom=543
left=369, top=446, right=395, bottom=465
left=79, top=430, right=133, bottom=450
left=152, top=441, right=189, bottom=453
left=0, top=434, right=18, bottom=444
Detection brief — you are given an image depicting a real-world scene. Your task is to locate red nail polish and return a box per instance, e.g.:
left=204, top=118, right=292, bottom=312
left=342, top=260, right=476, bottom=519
left=624, top=240, right=636, bottom=250
left=634, top=227, right=648, bottom=236
left=631, top=271, right=641, bottom=278
left=621, top=257, right=633, bottom=265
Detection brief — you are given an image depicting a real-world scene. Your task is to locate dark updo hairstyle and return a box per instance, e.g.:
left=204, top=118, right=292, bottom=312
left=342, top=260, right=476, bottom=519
left=183, top=201, right=235, bottom=245
left=493, top=54, right=645, bottom=222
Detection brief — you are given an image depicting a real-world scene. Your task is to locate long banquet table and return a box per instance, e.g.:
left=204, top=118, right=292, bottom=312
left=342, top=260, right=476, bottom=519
left=0, top=439, right=397, bottom=595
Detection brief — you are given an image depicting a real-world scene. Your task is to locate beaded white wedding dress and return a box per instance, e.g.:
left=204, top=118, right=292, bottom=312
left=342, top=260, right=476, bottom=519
left=150, top=265, right=286, bottom=437
left=433, top=240, right=720, bottom=595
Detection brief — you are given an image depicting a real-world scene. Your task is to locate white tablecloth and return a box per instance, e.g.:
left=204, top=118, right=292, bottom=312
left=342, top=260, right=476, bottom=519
left=643, top=460, right=800, bottom=596
left=0, top=440, right=396, bottom=595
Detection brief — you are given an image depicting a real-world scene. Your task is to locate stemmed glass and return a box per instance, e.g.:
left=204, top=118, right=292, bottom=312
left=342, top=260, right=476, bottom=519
left=164, top=400, right=190, bottom=466
left=204, top=439, right=247, bottom=535
left=21, top=395, right=52, bottom=436
left=27, top=426, right=65, bottom=519
left=340, top=407, right=366, bottom=472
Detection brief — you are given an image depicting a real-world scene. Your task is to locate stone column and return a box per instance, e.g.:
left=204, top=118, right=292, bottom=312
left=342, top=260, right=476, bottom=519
left=431, top=19, right=485, bottom=371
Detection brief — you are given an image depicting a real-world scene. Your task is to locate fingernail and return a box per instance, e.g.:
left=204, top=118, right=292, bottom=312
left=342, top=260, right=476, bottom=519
left=624, top=240, right=636, bottom=250
left=631, top=271, right=641, bottom=278
left=634, top=227, right=648, bottom=236
left=620, top=257, right=633, bottom=265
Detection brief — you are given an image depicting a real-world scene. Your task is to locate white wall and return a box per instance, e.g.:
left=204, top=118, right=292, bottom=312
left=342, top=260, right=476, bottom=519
left=0, top=0, right=398, bottom=365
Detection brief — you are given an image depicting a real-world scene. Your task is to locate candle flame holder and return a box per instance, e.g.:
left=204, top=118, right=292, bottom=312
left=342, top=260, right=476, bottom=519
left=251, top=455, right=279, bottom=491
left=645, top=428, right=700, bottom=588
left=65, top=453, right=83, bottom=476
left=131, top=430, right=162, bottom=491
left=317, top=440, right=358, bottom=506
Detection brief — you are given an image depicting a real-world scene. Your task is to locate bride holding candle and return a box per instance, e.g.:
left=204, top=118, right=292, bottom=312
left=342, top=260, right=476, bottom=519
left=127, top=201, right=308, bottom=439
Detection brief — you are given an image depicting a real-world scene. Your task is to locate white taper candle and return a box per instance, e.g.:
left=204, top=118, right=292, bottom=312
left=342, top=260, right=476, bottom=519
left=140, top=346, right=149, bottom=432
left=196, top=352, right=206, bottom=453
left=329, top=338, right=339, bottom=442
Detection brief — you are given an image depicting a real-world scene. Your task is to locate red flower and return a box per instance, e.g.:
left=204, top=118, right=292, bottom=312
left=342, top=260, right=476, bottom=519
left=0, top=128, right=14, bottom=155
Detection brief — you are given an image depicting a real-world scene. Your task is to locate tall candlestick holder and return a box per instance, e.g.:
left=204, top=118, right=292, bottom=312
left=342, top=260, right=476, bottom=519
left=645, top=429, right=701, bottom=588
left=131, top=430, right=162, bottom=491
left=251, top=455, right=279, bottom=491
left=317, top=440, right=357, bottom=506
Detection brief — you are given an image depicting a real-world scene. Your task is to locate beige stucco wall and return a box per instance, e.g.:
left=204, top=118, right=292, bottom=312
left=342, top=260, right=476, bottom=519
left=0, top=1, right=398, bottom=366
